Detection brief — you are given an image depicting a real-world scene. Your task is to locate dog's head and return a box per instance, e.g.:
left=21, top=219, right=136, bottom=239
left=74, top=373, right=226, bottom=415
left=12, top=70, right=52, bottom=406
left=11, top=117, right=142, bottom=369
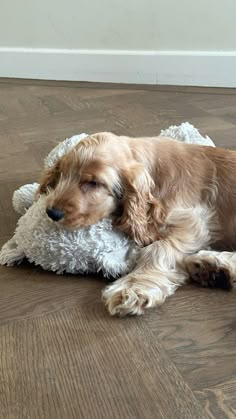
left=38, top=133, right=125, bottom=228
left=39, top=132, right=164, bottom=245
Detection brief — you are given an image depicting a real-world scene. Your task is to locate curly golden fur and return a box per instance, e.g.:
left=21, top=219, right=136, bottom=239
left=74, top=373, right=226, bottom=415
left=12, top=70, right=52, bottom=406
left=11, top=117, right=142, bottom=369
left=39, top=132, right=236, bottom=316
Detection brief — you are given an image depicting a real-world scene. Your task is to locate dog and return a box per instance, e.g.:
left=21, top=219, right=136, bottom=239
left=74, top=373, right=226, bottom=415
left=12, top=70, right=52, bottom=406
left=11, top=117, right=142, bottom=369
left=39, top=132, right=236, bottom=316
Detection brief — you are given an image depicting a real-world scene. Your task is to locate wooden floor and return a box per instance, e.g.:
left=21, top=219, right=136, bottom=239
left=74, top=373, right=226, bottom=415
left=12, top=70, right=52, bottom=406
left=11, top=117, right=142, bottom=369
left=0, top=79, right=236, bottom=419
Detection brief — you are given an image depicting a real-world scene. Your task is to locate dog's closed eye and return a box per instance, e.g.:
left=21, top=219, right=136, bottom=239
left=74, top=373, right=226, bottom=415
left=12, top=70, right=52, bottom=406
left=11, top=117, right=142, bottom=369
left=86, top=181, right=97, bottom=188
left=81, top=180, right=99, bottom=193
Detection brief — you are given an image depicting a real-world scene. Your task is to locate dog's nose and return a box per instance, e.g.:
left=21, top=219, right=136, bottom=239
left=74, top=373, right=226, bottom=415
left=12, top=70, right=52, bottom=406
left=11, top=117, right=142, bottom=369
left=46, top=207, right=64, bottom=221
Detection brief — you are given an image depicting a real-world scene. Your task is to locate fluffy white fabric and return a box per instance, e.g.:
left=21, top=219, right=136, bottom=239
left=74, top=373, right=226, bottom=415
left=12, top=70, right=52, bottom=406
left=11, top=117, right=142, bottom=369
left=0, top=123, right=215, bottom=277
left=160, top=122, right=215, bottom=146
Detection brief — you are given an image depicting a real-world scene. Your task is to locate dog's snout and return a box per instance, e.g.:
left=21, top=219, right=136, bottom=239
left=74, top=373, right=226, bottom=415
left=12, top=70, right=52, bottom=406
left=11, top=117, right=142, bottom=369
left=46, top=207, right=64, bottom=222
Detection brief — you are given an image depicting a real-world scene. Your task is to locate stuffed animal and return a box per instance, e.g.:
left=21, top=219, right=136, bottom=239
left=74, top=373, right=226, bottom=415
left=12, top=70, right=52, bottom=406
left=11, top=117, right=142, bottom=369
left=0, top=123, right=215, bottom=278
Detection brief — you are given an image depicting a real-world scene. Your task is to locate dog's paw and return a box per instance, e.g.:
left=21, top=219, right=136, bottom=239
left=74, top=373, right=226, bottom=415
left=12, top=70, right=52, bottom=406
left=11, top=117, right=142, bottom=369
left=102, top=277, right=166, bottom=316
left=185, top=253, right=233, bottom=290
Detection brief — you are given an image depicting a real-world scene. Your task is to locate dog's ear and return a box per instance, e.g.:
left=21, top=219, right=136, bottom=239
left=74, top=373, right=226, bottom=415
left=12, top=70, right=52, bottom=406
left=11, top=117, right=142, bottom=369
left=115, top=163, right=165, bottom=246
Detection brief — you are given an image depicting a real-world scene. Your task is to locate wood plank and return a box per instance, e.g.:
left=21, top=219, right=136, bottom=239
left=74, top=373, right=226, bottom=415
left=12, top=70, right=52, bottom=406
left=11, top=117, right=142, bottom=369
left=0, top=306, right=209, bottom=419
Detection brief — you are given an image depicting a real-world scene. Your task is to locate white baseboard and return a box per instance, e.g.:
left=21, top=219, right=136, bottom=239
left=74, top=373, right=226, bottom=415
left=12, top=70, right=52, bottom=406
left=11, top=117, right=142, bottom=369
left=1, top=48, right=236, bottom=87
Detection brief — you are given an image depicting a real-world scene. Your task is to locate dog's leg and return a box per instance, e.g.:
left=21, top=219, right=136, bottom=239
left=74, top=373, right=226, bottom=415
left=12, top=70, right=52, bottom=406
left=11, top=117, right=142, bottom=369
left=102, top=245, right=188, bottom=316
left=103, top=206, right=213, bottom=316
left=184, top=250, right=236, bottom=290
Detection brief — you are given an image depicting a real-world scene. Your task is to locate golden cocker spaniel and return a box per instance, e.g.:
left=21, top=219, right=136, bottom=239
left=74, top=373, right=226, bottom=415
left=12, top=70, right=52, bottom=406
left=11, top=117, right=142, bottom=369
left=39, top=132, right=236, bottom=316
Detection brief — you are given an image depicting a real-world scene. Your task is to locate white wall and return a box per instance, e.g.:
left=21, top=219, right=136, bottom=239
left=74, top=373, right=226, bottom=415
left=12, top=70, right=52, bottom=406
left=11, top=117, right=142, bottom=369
left=1, top=0, right=236, bottom=85
left=1, top=0, right=236, bottom=50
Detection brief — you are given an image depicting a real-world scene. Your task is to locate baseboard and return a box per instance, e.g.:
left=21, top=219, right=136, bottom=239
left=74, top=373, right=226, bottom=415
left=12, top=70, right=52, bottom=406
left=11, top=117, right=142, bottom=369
left=1, top=48, right=236, bottom=87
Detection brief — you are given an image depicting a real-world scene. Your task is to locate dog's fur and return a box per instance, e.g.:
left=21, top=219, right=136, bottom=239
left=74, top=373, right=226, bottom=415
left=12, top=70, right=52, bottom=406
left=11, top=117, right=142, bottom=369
left=39, top=132, right=236, bottom=316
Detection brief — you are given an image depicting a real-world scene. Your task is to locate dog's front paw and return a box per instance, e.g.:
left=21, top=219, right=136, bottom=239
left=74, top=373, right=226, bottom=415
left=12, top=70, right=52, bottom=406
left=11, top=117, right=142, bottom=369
left=102, top=277, right=165, bottom=316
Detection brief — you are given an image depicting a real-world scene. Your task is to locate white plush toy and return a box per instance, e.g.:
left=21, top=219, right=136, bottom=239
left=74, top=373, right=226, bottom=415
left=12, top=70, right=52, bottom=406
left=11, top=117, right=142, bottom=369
left=0, top=123, right=215, bottom=278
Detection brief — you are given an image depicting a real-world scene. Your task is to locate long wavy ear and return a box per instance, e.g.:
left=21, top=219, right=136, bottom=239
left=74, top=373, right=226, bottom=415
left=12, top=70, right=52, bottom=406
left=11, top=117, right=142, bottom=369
left=115, top=163, right=165, bottom=246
